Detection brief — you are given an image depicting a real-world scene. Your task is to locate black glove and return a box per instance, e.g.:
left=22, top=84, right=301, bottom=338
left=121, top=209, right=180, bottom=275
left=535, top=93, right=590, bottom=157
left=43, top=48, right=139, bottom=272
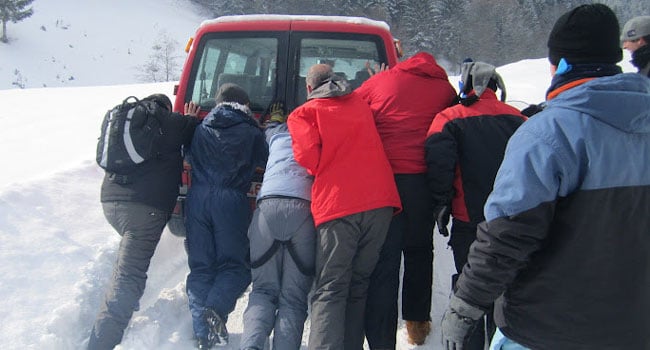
left=441, top=294, right=485, bottom=350
left=435, top=205, right=451, bottom=237
left=520, top=102, right=546, bottom=117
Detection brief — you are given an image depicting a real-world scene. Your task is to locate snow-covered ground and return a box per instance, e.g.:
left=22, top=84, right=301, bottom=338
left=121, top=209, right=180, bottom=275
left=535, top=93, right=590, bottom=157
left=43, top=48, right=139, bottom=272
left=0, top=1, right=637, bottom=349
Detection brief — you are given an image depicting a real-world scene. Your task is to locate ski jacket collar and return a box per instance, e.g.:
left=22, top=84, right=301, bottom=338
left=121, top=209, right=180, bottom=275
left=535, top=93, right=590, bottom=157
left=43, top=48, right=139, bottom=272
left=203, top=102, right=259, bottom=129
left=631, top=44, right=650, bottom=74
left=548, top=73, right=650, bottom=133
left=307, top=75, right=352, bottom=100
left=546, top=63, right=621, bottom=99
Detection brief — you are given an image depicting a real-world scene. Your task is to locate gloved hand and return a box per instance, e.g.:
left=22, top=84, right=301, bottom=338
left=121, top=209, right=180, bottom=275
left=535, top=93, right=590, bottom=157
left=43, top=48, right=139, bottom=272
left=269, top=102, right=286, bottom=123
left=435, top=205, right=451, bottom=237
left=441, top=294, right=485, bottom=350
left=520, top=102, right=546, bottom=117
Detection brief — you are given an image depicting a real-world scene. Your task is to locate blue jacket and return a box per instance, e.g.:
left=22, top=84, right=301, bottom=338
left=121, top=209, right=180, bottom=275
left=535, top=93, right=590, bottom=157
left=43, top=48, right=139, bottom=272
left=258, top=121, right=313, bottom=201
left=189, top=103, right=268, bottom=193
left=455, top=73, right=650, bottom=349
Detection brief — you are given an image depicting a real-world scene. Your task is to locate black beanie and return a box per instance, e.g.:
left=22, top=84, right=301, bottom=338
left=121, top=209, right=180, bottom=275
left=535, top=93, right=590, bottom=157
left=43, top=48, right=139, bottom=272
left=547, top=4, right=622, bottom=66
left=144, top=93, right=173, bottom=111
left=216, top=83, right=250, bottom=105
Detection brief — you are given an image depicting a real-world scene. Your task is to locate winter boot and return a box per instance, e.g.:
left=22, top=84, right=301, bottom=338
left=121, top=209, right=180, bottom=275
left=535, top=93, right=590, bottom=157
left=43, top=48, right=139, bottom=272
left=406, top=320, right=431, bottom=345
left=205, top=308, right=229, bottom=346
left=196, top=337, right=213, bottom=349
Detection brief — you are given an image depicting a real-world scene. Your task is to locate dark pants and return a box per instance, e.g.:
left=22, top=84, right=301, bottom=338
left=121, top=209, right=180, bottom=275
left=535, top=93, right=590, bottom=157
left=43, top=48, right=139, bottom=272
left=365, top=174, right=434, bottom=349
left=185, top=186, right=252, bottom=339
left=365, top=217, right=403, bottom=349
left=398, top=174, right=435, bottom=322
left=88, top=202, right=170, bottom=350
left=450, top=219, right=495, bottom=350
left=308, top=207, right=393, bottom=350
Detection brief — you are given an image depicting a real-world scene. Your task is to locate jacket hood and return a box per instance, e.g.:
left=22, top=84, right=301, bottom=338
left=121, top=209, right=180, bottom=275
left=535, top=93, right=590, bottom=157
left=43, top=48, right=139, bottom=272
left=549, top=73, right=650, bottom=133
left=308, top=74, right=352, bottom=100
left=395, top=52, right=448, bottom=80
left=203, top=102, right=259, bottom=129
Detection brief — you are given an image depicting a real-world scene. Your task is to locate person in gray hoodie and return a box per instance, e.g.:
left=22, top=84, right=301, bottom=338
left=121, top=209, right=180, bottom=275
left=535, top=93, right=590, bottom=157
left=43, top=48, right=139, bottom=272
left=240, top=103, right=316, bottom=350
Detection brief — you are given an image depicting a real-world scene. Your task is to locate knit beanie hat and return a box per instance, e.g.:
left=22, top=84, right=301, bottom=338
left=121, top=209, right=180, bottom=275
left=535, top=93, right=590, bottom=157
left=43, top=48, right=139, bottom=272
left=460, top=61, right=507, bottom=101
left=215, top=83, right=250, bottom=105
left=547, top=4, right=622, bottom=66
left=144, top=93, right=173, bottom=111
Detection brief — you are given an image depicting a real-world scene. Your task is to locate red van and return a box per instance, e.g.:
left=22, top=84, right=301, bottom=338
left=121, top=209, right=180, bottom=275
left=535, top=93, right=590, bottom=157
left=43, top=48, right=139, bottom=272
left=168, top=14, right=403, bottom=236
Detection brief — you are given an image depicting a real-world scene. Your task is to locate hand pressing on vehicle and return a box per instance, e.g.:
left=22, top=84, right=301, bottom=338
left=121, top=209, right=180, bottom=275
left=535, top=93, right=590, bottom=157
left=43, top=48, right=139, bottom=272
left=269, top=102, right=286, bottom=123
left=365, top=61, right=388, bottom=76
left=184, top=101, right=200, bottom=117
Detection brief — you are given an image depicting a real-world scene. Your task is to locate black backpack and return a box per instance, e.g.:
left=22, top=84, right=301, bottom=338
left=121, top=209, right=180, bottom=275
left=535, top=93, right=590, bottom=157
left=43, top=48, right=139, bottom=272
left=96, top=96, right=164, bottom=174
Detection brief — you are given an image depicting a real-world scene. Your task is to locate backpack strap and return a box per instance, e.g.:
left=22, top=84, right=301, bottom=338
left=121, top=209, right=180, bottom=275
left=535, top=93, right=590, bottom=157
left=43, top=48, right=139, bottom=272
left=123, top=96, right=140, bottom=106
left=284, top=240, right=315, bottom=276
left=249, top=239, right=315, bottom=276
left=250, top=209, right=315, bottom=276
left=250, top=240, right=281, bottom=269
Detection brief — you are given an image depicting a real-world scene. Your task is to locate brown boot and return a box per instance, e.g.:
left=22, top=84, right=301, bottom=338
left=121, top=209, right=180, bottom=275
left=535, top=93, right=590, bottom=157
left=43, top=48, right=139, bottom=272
left=406, top=320, right=431, bottom=345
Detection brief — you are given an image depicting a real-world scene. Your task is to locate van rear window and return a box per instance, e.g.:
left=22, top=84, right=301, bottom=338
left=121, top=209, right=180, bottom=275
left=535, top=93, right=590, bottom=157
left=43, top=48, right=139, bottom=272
left=293, top=35, right=385, bottom=106
left=189, top=36, right=279, bottom=112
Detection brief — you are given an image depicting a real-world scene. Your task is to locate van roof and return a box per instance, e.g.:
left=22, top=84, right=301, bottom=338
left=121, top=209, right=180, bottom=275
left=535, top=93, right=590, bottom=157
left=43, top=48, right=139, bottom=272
left=200, top=14, right=390, bottom=31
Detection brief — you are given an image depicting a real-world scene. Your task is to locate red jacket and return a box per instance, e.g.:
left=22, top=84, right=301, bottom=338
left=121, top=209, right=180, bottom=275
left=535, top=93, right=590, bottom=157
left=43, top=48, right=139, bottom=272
left=354, top=52, right=457, bottom=174
left=288, top=91, right=401, bottom=226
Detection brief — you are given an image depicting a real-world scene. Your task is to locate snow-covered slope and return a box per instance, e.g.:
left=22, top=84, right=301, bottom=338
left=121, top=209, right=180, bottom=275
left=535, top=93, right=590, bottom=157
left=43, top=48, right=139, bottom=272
left=0, top=0, right=205, bottom=89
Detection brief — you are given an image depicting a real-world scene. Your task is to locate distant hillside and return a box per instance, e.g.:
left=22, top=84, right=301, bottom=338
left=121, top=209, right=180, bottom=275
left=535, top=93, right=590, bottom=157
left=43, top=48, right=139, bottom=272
left=0, top=0, right=206, bottom=89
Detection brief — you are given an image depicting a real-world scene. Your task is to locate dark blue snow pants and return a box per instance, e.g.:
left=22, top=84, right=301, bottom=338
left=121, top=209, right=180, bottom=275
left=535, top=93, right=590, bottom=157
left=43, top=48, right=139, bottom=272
left=185, top=186, right=252, bottom=339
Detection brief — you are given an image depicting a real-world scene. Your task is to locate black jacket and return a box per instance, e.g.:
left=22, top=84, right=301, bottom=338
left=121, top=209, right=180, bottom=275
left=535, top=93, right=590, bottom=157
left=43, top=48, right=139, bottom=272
left=100, top=109, right=199, bottom=212
left=425, top=89, right=526, bottom=226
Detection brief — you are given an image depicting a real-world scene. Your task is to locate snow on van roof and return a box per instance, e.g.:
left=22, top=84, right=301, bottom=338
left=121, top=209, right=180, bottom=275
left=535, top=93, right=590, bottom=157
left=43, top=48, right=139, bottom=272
left=200, top=14, right=390, bottom=31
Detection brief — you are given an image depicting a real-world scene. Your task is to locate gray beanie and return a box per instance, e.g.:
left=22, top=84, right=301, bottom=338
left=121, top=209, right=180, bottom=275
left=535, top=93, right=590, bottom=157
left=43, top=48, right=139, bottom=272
left=460, top=61, right=506, bottom=101
left=621, top=16, right=650, bottom=42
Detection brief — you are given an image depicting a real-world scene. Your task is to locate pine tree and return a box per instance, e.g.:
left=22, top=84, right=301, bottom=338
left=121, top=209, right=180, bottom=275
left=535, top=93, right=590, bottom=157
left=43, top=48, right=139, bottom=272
left=0, top=0, right=34, bottom=43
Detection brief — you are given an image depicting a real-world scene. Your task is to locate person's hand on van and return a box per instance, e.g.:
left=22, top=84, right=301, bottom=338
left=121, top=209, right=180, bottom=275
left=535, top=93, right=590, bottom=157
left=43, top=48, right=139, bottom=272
left=184, top=101, right=200, bottom=117
left=269, top=102, right=286, bottom=123
left=365, top=61, right=388, bottom=76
